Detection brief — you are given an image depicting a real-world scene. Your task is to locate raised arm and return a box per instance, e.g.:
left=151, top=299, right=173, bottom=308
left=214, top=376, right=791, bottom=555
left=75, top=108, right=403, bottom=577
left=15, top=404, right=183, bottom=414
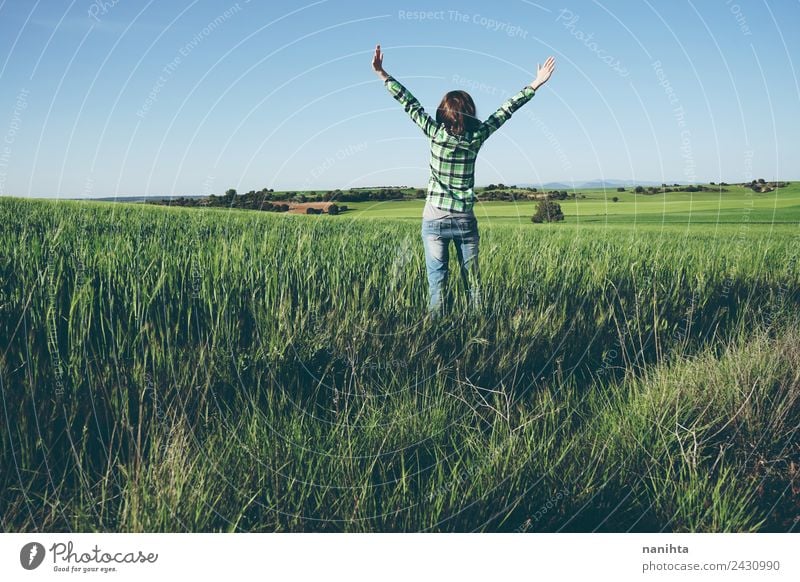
left=473, top=56, right=556, bottom=146
left=372, top=44, right=438, bottom=139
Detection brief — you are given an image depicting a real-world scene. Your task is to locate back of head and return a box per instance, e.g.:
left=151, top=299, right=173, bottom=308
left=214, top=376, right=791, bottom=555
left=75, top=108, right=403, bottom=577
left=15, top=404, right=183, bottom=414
left=436, top=90, right=478, bottom=136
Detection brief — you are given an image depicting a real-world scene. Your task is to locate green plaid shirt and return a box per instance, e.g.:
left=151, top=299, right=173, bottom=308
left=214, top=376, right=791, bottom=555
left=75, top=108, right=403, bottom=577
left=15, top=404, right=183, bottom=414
left=384, top=75, right=536, bottom=213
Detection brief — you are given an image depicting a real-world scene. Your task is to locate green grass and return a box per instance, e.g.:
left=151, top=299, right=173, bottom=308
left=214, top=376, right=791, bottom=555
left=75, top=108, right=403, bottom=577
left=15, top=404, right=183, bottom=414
left=341, top=183, right=800, bottom=228
left=0, top=195, right=798, bottom=532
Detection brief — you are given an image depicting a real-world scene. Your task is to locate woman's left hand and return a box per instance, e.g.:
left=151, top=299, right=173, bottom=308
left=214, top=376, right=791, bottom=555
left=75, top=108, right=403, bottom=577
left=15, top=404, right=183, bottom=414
left=372, top=44, right=389, bottom=81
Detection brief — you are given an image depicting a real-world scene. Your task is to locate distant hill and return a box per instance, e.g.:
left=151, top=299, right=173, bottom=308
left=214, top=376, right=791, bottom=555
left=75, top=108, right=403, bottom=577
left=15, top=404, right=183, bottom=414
left=578, top=179, right=683, bottom=189
left=513, top=179, right=689, bottom=190
left=82, top=195, right=206, bottom=203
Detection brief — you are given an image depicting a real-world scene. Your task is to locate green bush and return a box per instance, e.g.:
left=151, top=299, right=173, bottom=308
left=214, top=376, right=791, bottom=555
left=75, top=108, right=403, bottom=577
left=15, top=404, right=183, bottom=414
left=531, top=200, right=565, bottom=223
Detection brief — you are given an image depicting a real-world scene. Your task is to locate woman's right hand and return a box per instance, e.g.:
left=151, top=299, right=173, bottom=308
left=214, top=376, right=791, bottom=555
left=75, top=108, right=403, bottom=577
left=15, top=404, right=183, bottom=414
left=530, top=56, right=556, bottom=90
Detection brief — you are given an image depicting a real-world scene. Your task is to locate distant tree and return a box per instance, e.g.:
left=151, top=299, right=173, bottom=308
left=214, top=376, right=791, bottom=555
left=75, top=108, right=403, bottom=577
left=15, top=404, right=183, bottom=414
left=328, top=203, right=340, bottom=215
left=531, top=200, right=565, bottom=223
left=634, top=186, right=645, bottom=194
left=612, top=196, right=619, bottom=202
left=710, top=181, right=716, bottom=185
left=758, top=178, right=766, bottom=184
left=617, top=187, right=625, bottom=192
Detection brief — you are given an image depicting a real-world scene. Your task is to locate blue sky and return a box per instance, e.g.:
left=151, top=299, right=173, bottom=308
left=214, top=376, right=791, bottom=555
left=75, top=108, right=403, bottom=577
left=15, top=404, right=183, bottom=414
left=0, top=0, right=798, bottom=197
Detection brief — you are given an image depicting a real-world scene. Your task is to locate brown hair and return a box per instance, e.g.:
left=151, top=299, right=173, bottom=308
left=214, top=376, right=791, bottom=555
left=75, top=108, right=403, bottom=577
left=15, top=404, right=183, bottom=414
left=436, top=90, right=478, bottom=136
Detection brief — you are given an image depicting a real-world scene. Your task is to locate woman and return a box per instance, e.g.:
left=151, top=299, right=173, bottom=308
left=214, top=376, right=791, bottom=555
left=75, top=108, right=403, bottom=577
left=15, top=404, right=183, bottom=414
left=372, top=44, right=555, bottom=317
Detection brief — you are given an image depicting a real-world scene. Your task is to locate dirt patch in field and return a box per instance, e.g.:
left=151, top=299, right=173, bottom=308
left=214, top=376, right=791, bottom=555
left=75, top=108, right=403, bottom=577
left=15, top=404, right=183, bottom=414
left=287, top=202, right=334, bottom=214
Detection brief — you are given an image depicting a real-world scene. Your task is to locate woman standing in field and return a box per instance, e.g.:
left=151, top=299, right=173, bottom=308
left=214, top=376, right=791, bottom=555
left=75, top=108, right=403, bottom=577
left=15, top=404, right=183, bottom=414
left=372, top=44, right=555, bottom=317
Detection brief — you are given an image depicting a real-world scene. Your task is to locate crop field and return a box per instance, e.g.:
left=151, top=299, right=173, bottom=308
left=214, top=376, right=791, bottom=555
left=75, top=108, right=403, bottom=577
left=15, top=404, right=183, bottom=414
left=1, top=194, right=799, bottom=532
left=343, top=183, right=800, bottom=226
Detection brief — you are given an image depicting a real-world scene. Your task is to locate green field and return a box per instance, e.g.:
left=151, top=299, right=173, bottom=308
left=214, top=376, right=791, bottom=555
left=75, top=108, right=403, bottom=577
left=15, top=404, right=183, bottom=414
left=342, top=183, right=800, bottom=229
left=1, top=191, right=798, bottom=532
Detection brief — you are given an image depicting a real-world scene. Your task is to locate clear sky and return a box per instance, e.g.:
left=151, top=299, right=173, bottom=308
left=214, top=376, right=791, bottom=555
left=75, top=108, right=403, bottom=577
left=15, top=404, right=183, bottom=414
left=0, top=0, right=798, bottom=198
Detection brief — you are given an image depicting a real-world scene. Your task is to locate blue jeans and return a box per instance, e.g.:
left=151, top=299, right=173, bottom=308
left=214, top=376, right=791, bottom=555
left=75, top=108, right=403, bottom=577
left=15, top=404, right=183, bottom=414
left=421, top=217, right=481, bottom=316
